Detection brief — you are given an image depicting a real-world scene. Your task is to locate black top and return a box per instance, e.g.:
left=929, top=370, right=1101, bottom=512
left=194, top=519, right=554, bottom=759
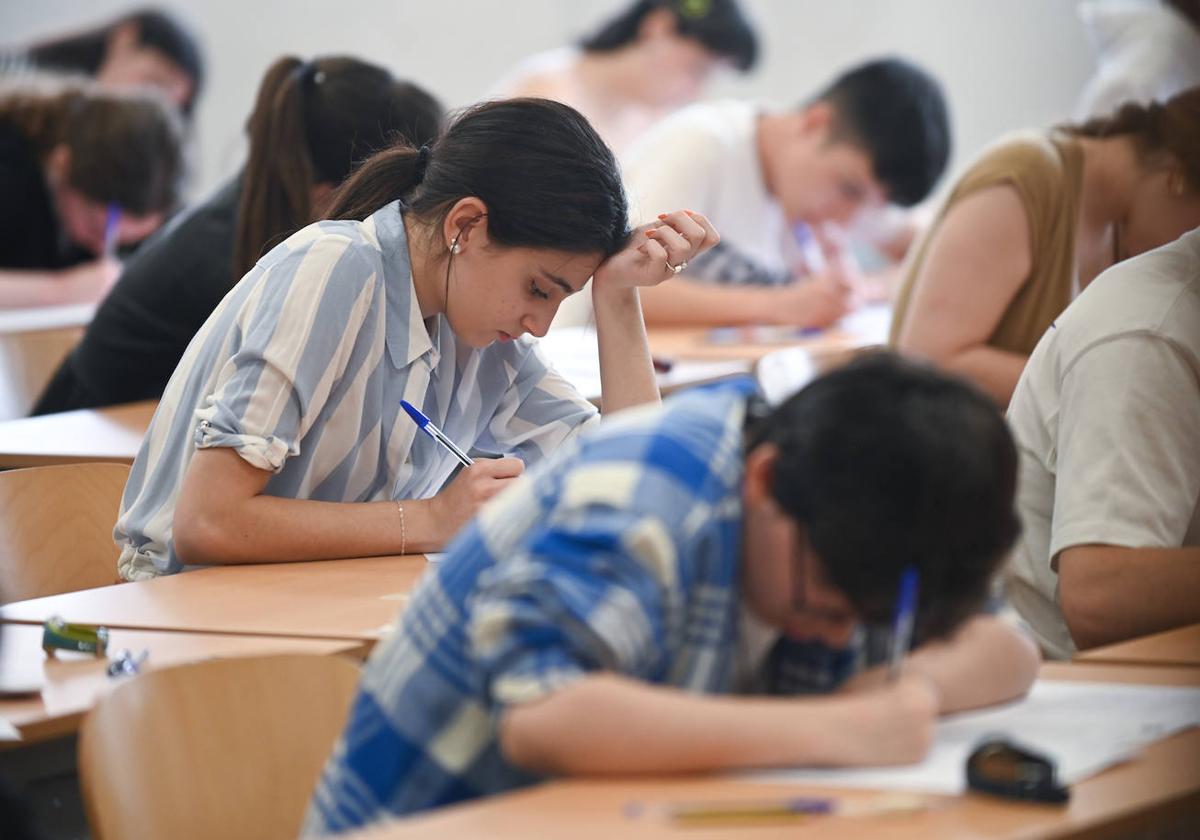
left=0, top=118, right=90, bottom=270
left=33, top=175, right=243, bottom=415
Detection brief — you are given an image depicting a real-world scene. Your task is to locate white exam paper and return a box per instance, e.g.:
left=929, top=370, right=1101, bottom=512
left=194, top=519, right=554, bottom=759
left=745, top=679, right=1200, bottom=795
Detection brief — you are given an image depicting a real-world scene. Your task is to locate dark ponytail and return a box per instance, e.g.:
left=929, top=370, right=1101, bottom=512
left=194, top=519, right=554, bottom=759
left=327, top=98, right=630, bottom=260
left=231, top=55, right=443, bottom=281
left=1067, top=86, right=1200, bottom=192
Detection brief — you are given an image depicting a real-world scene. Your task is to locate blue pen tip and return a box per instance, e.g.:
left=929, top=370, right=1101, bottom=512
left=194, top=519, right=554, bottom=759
left=399, top=400, right=427, bottom=428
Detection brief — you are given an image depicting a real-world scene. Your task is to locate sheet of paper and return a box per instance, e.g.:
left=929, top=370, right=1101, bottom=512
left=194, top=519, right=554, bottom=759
left=744, top=679, right=1200, bottom=795
left=536, top=327, right=750, bottom=401
left=0, top=717, right=20, bottom=741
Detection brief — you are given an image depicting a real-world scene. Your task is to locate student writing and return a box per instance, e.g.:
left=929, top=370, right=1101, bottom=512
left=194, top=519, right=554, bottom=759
left=113, top=98, right=718, bottom=580
left=0, top=77, right=183, bottom=307
left=305, top=353, right=1039, bottom=832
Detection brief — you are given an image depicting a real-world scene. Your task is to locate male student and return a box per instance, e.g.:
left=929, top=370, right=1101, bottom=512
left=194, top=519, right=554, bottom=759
left=1005, top=227, right=1200, bottom=659
left=305, top=353, right=1038, bottom=834
left=618, top=56, right=950, bottom=329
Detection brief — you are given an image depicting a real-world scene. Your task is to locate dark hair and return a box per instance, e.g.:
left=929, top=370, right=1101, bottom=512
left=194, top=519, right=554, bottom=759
left=1067, top=86, right=1200, bottom=194
left=580, top=0, right=758, bottom=72
left=327, top=98, right=629, bottom=259
left=0, top=79, right=183, bottom=215
left=748, top=352, right=1020, bottom=641
left=28, top=8, right=206, bottom=115
left=232, top=55, right=444, bottom=281
left=813, top=57, right=951, bottom=207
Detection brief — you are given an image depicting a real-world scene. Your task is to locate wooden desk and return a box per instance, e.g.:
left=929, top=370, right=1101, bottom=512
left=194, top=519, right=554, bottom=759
left=0, top=303, right=95, bottom=422
left=0, top=623, right=365, bottom=747
left=0, top=554, right=429, bottom=643
left=647, top=305, right=891, bottom=365
left=346, top=662, right=1200, bottom=840
left=0, top=400, right=155, bottom=468
left=1077, top=624, right=1200, bottom=669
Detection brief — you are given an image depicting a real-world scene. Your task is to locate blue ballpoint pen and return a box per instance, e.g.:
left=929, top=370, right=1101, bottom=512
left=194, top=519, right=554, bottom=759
left=399, top=400, right=474, bottom=467
left=103, top=203, right=121, bottom=258
left=888, top=567, right=920, bottom=681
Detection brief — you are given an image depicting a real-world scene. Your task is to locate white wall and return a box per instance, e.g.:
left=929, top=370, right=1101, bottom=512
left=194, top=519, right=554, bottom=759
left=2, top=1, right=1096, bottom=198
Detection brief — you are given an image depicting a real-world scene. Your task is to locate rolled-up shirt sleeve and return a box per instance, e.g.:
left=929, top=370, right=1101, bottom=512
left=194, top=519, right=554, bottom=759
left=193, top=234, right=381, bottom=472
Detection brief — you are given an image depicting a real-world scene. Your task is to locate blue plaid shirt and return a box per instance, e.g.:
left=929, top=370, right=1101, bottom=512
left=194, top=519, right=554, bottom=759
left=305, top=382, right=861, bottom=835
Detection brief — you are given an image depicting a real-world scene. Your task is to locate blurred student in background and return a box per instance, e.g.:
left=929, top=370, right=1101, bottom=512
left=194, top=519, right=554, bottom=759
left=493, top=0, right=757, bottom=155
left=0, top=78, right=183, bottom=307
left=564, top=58, right=949, bottom=331
left=1075, top=0, right=1200, bottom=119
left=1005, top=226, right=1200, bottom=659
left=1, top=7, right=205, bottom=117
left=34, top=56, right=443, bottom=414
left=891, top=87, right=1200, bottom=406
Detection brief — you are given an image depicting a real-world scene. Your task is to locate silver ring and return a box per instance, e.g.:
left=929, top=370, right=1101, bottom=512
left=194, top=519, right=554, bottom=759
left=667, top=260, right=687, bottom=275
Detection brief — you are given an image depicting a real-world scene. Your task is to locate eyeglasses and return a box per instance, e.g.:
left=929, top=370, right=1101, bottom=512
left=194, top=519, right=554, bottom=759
left=966, top=737, right=1069, bottom=804
left=791, top=545, right=857, bottom=626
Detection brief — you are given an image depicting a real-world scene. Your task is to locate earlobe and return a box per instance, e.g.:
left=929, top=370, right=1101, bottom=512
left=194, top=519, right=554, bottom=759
left=742, top=444, right=779, bottom=505
left=45, top=145, right=71, bottom=185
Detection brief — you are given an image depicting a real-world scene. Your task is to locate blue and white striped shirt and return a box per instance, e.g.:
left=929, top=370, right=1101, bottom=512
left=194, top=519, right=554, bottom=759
left=114, top=201, right=598, bottom=579
left=304, top=383, right=862, bottom=834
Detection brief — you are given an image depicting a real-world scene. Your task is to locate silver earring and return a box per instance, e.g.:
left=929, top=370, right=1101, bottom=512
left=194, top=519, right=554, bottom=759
left=450, top=242, right=461, bottom=255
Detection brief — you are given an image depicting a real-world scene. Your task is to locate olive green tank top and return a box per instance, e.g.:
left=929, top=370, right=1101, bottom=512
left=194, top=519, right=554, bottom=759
left=889, top=131, right=1084, bottom=355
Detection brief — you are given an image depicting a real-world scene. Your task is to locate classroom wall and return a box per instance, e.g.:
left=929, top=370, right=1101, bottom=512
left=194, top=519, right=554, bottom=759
left=1, top=0, right=1096, bottom=199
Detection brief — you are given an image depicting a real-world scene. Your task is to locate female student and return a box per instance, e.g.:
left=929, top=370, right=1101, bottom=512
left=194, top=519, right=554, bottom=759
left=114, top=97, right=718, bottom=581
left=890, top=87, right=1200, bottom=405
left=3, top=8, right=205, bottom=116
left=33, top=55, right=443, bottom=414
left=0, top=78, right=183, bottom=307
left=492, top=0, right=757, bottom=154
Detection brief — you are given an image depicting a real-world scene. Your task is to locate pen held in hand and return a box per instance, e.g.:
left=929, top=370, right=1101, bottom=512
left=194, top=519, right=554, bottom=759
left=889, top=566, right=920, bottom=681
left=399, top=400, right=474, bottom=467
left=103, top=203, right=121, bottom=259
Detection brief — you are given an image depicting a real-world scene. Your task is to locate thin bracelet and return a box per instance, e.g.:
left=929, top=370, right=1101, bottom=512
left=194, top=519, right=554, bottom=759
left=395, top=501, right=406, bottom=556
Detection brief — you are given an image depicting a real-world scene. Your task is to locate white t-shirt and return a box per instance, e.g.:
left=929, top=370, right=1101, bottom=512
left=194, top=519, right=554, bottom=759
left=1075, top=0, right=1200, bottom=119
left=552, top=100, right=793, bottom=328
left=1004, top=228, right=1200, bottom=659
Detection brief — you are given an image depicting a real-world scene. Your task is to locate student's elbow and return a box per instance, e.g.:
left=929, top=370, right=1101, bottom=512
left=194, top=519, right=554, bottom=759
left=172, top=500, right=238, bottom=565
left=994, top=619, right=1040, bottom=698
left=499, top=703, right=569, bottom=775
left=1057, top=546, right=1131, bottom=650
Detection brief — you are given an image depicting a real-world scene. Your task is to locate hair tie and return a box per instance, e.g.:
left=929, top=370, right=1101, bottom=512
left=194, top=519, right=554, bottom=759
left=415, top=145, right=432, bottom=183
left=295, top=61, right=324, bottom=88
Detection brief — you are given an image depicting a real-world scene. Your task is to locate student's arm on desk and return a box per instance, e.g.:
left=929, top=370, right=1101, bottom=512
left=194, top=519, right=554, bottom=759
left=0, top=260, right=120, bottom=307
left=500, top=671, right=939, bottom=776
left=892, top=186, right=1033, bottom=406
left=639, top=272, right=852, bottom=328
left=173, top=447, right=523, bottom=564
left=840, top=615, right=1040, bottom=714
left=1059, top=545, right=1200, bottom=651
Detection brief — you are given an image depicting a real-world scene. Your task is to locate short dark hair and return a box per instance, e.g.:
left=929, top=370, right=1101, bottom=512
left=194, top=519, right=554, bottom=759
left=748, top=352, right=1019, bottom=641
left=0, top=80, right=184, bottom=215
left=328, top=98, right=629, bottom=260
left=29, top=8, right=206, bottom=115
left=813, top=57, right=951, bottom=206
left=580, top=0, right=758, bottom=72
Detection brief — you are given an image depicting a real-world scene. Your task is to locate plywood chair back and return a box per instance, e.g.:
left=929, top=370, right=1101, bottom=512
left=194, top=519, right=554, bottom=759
left=79, top=653, right=361, bottom=840
left=0, top=462, right=129, bottom=603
